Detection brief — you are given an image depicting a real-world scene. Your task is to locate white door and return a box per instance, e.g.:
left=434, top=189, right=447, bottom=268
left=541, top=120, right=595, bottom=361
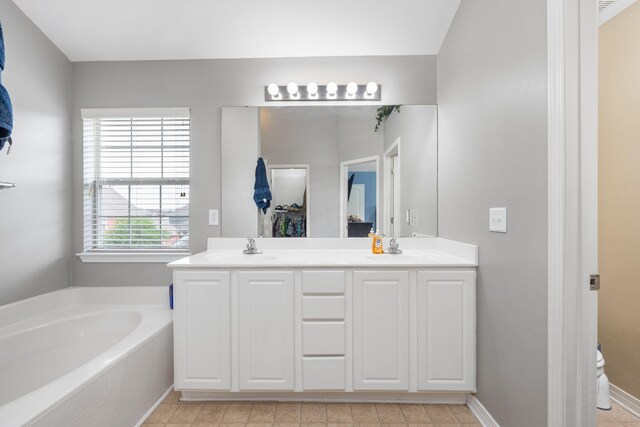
left=238, top=271, right=295, bottom=390
left=348, top=184, right=366, bottom=221
left=416, top=271, right=475, bottom=391
left=174, top=271, right=231, bottom=390
left=353, top=271, right=409, bottom=390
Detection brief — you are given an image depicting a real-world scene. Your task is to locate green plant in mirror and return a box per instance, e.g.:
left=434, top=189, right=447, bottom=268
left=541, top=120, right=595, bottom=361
left=374, top=105, right=401, bottom=132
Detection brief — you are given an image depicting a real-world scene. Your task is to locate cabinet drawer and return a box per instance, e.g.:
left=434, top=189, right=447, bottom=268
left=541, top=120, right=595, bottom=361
left=302, top=296, right=345, bottom=320
left=302, top=322, right=345, bottom=355
left=302, top=271, right=345, bottom=294
left=303, top=357, right=346, bottom=390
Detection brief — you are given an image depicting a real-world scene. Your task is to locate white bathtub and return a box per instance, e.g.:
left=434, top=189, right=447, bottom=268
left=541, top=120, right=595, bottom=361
left=0, top=287, right=173, bottom=427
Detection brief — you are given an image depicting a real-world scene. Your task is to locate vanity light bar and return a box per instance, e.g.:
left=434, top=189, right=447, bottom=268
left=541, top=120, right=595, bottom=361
left=265, top=82, right=381, bottom=102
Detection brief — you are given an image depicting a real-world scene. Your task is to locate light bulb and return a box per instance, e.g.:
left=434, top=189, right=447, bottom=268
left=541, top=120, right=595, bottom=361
left=346, top=82, right=358, bottom=96
left=366, top=82, right=378, bottom=95
left=267, top=83, right=279, bottom=96
left=327, top=82, right=338, bottom=95
left=307, top=82, right=318, bottom=96
left=287, top=82, right=298, bottom=95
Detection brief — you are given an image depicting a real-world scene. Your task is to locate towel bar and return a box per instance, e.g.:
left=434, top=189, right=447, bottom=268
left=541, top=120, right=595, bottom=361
left=0, top=181, right=16, bottom=189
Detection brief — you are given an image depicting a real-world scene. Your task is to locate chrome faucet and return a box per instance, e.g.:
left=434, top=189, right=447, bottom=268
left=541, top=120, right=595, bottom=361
left=387, top=237, right=403, bottom=254
left=243, top=238, right=262, bottom=255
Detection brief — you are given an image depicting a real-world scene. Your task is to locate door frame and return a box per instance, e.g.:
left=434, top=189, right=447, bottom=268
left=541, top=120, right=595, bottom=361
left=547, top=0, right=598, bottom=425
left=340, top=155, right=380, bottom=238
left=383, top=138, right=401, bottom=237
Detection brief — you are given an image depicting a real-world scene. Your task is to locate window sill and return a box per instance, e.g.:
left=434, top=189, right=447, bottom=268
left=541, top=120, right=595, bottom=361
left=76, top=252, right=190, bottom=263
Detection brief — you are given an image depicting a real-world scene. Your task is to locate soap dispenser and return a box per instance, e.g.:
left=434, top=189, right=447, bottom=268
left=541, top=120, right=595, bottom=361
left=372, top=230, right=384, bottom=254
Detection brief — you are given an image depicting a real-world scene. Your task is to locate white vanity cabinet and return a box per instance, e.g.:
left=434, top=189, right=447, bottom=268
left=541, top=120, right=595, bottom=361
left=173, top=271, right=231, bottom=390
left=301, top=270, right=347, bottom=390
left=173, top=266, right=476, bottom=397
left=416, top=271, right=476, bottom=391
left=353, top=271, right=409, bottom=390
left=238, top=271, right=295, bottom=390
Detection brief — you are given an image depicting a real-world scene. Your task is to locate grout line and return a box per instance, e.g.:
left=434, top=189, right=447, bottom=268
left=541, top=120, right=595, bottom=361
left=145, top=401, right=481, bottom=426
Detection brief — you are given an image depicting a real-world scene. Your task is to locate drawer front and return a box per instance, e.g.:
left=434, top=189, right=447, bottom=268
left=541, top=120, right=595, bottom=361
left=303, top=357, right=346, bottom=390
left=302, top=296, right=345, bottom=320
left=302, top=322, right=345, bottom=355
left=302, top=271, right=345, bottom=294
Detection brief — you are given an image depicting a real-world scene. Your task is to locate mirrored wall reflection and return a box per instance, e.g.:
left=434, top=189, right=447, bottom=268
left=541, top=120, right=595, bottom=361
left=221, top=105, right=438, bottom=238
left=344, top=158, right=378, bottom=237
left=267, top=167, right=308, bottom=238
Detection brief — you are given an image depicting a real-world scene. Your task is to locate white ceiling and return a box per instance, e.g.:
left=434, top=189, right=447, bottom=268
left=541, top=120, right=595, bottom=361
left=12, top=0, right=460, bottom=62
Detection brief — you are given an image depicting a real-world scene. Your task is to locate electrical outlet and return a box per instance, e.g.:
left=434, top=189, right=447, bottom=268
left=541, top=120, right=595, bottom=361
left=208, top=209, right=219, bottom=226
left=489, top=207, right=507, bottom=232
left=409, top=209, right=421, bottom=227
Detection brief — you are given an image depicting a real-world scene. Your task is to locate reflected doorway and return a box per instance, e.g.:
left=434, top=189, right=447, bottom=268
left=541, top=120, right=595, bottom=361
left=266, top=164, right=309, bottom=237
left=340, top=156, right=380, bottom=238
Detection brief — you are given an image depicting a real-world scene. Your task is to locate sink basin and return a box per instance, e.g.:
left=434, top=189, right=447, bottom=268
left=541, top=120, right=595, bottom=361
left=203, top=253, right=278, bottom=262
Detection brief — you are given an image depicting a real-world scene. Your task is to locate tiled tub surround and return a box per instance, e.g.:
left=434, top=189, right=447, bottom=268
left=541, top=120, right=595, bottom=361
left=0, top=287, right=173, bottom=426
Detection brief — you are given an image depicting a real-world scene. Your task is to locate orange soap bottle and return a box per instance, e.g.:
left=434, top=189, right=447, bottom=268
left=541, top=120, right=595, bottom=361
left=372, top=230, right=384, bottom=254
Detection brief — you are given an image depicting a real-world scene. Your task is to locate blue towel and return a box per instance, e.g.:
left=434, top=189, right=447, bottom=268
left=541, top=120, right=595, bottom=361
left=0, top=20, right=14, bottom=151
left=253, top=157, right=272, bottom=214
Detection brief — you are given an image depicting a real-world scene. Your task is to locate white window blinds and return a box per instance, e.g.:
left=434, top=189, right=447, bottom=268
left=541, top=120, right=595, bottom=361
left=82, top=108, right=190, bottom=252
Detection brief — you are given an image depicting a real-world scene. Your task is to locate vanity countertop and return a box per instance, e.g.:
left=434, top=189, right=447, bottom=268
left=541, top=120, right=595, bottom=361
left=168, top=238, right=478, bottom=268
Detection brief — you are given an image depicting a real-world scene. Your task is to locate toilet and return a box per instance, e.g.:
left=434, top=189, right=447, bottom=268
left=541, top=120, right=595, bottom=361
left=597, top=349, right=612, bottom=410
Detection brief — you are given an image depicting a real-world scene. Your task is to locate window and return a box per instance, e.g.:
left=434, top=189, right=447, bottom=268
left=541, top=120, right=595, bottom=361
left=82, top=108, right=190, bottom=255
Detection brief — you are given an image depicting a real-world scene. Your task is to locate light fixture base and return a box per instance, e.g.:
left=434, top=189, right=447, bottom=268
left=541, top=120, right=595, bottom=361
left=264, top=84, right=381, bottom=102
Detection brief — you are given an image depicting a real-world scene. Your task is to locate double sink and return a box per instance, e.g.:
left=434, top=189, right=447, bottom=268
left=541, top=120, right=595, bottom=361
left=201, top=250, right=436, bottom=265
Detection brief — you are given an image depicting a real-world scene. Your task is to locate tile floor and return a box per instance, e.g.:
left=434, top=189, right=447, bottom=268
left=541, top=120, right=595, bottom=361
left=597, top=402, right=640, bottom=426
left=142, top=391, right=482, bottom=427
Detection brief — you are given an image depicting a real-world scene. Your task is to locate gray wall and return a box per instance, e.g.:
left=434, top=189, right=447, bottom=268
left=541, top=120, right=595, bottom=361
left=437, top=0, right=548, bottom=426
left=337, top=108, right=384, bottom=163
left=71, top=56, right=437, bottom=285
left=384, top=105, right=438, bottom=237
left=221, top=107, right=261, bottom=238
left=0, top=0, right=71, bottom=305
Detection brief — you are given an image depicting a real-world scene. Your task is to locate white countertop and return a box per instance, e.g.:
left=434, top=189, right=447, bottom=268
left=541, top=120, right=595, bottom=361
left=168, top=238, right=478, bottom=268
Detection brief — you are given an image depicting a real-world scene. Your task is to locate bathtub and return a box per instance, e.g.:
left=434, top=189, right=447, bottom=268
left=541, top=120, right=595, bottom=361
left=0, top=287, right=173, bottom=427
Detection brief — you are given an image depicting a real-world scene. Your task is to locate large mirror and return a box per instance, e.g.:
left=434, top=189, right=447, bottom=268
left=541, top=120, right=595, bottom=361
left=220, top=105, right=437, bottom=238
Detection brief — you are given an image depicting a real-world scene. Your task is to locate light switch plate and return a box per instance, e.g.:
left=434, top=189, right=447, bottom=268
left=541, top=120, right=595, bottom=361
left=208, top=209, right=219, bottom=226
left=489, top=207, right=507, bottom=233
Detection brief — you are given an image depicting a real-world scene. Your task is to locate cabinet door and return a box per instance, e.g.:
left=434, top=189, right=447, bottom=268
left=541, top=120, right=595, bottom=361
left=417, top=271, right=476, bottom=391
left=174, top=271, right=231, bottom=390
left=238, top=271, right=295, bottom=390
left=353, top=271, right=409, bottom=390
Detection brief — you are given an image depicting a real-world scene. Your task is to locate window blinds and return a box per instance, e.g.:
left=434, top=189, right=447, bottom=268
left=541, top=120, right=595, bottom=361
left=82, top=108, right=190, bottom=251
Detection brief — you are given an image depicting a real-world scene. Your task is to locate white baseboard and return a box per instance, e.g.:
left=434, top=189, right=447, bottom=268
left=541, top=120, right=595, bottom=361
left=135, top=385, right=174, bottom=427
left=467, top=394, right=500, bottom=427
left=180, top=390, right=468, bottom=404
left=610, top=383, right=640, bottom=419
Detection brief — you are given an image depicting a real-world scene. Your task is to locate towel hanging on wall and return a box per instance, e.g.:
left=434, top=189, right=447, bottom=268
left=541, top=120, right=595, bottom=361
left=0, top=20, right=14, bottom=152
left=253, top=157, right=272, bottom=214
